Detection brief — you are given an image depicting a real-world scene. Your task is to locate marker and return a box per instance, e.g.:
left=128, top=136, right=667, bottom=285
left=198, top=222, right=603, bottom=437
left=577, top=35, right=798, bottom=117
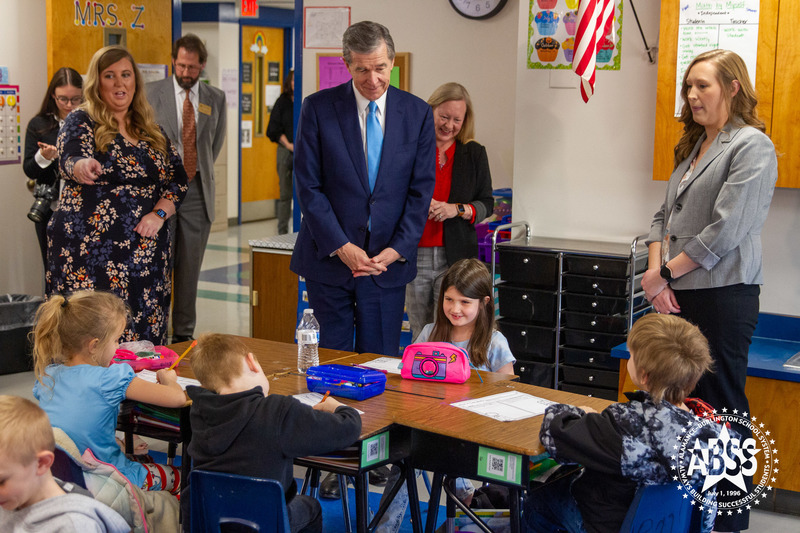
left=169, top=340, right=197, bottom=370
left=320, top=390, right=331, bottom=403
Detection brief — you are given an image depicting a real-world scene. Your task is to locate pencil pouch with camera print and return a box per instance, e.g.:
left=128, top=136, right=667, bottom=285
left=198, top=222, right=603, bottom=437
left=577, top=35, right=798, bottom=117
left=400, top=342, right=471, bottom=384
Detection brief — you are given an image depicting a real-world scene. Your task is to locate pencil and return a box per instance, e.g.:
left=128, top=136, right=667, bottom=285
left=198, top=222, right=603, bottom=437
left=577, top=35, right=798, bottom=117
left=169, top=340, right=197, bottom=370
left=320, top=390, right=331, bottom=403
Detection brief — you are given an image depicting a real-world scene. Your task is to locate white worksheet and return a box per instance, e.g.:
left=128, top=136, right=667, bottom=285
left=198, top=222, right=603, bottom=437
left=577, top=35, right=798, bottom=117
left=136, top=369, right=201, bottom=391
left=356, top=357, right=402, bottom=374
left=451, top=391, right=555, bottom=422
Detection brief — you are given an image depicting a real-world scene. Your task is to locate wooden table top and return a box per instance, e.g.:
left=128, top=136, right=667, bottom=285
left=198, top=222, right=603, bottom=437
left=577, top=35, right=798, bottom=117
left=395, top=380, right=614, bottom=457
left=168, top=336, right=357, bottom=380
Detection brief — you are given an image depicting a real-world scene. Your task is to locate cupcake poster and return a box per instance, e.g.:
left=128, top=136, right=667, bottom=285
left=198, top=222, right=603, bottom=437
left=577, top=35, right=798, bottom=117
left=527, top=0, right=622, bottom=71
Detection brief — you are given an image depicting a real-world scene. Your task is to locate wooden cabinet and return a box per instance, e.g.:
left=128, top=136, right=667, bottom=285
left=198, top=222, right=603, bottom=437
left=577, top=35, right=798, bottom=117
left=653, top=0, right=799, bottom=188
left=496, top=236, right=648, bottom=400
left=250, top=245, right=298, bottom=344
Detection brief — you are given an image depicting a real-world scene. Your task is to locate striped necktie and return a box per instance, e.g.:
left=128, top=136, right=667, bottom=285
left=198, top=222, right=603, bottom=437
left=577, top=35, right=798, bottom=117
left=182, top=90, right=197, bottom=181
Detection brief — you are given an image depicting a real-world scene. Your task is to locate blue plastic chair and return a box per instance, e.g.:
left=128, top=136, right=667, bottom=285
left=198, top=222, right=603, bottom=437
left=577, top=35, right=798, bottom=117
left=620, top=484, right=700, bottom=533
left=190, top=470, right=290, bottom=533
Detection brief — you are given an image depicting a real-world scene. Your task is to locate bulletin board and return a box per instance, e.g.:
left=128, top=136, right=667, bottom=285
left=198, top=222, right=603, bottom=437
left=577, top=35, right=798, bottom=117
left=46, top=0, right=173, bottom=78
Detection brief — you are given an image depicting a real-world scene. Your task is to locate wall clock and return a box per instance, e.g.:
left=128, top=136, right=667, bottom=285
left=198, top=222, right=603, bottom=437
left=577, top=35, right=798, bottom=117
left=449, top=0, right=509, bottom=20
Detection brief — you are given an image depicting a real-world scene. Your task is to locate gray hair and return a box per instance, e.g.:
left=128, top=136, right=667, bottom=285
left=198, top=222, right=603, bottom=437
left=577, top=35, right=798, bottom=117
left=342, top=21, right=395, bottom=65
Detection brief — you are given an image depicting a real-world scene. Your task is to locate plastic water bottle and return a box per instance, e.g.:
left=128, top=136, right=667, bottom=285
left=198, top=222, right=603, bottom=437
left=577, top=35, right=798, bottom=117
left=296, top=308, right=320, bottom=372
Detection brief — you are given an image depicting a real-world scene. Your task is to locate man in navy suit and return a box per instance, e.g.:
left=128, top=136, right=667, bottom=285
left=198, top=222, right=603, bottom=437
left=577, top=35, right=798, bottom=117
left=291, top=21, right=435, bottom=356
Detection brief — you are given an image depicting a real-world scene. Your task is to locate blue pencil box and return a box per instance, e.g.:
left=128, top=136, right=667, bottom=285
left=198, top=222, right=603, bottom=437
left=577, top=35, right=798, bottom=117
left=305, top=364, right=387, bottom=401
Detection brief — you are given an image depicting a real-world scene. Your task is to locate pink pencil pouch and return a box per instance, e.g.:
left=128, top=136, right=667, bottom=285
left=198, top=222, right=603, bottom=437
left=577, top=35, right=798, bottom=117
left=400, top=342, right=471, bottom=384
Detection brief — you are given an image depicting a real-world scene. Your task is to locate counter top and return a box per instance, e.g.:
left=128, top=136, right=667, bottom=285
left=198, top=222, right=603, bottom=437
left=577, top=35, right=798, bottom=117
left=611, top=312, right=800, bottom=383
left=249, top=233, right=297, bottom=250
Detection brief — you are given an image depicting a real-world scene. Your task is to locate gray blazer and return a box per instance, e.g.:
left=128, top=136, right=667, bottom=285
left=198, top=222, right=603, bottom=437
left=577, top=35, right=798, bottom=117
left=146, top=77, right=226, bottom=222
left=647, top=124, right=777, bottom=290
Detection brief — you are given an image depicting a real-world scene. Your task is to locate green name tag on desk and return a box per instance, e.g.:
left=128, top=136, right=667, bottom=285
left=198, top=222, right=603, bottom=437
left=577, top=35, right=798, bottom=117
left=361, top=432, right=389, bottom=467
left=477, top=446, right=522, bottom=485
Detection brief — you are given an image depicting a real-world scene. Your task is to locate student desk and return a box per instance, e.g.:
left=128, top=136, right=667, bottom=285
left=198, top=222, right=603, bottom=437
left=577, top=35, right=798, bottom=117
left=395, top=380, right=614, bottom=533
left=266, top=352, right=517, bottom=533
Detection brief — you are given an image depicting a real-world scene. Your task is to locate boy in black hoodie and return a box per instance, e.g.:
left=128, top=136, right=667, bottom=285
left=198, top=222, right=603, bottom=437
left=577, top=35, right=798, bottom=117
left=185, top=333, right=362, bottom=533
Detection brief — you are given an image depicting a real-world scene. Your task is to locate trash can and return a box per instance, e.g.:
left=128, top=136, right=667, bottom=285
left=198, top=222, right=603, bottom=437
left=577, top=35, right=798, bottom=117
left=0, top=294, right=43, bottom=375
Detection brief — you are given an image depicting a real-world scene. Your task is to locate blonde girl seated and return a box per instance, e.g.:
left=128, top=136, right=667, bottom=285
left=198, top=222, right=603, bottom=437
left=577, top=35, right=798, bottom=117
left=32, top=291, right=187, bottom=494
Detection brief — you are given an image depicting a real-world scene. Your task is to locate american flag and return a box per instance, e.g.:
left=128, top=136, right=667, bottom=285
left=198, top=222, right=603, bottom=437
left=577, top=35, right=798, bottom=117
left=572, top=0, right=616, bottom=102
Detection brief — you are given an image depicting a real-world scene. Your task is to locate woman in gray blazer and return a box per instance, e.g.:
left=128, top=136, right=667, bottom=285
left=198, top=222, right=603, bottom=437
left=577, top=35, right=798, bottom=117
left=641, top=49, right=777, bottom=532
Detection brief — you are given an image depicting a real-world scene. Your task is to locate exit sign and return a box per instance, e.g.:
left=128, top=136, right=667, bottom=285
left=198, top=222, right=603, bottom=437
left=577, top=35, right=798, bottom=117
left=240, top=0, right=259, bottom=18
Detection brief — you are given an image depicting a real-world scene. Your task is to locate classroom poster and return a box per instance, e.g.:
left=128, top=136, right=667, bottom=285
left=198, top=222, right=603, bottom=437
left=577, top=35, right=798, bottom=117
left=527, top=0, right=622, bottom=71
left=674, top=0, right=760, bottom=116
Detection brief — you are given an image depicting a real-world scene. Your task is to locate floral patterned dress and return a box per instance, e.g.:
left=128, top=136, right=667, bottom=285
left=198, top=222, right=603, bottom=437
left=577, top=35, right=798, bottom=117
left=48, top=109, right=188, bottom=343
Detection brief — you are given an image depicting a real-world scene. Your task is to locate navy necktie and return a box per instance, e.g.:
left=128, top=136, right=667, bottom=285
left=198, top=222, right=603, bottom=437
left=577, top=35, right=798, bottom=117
left=366, top=101, right=383, bottom=192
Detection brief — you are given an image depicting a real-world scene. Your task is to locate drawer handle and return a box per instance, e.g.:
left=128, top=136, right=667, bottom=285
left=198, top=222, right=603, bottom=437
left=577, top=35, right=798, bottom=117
left=589, top=375, right=595, bottom=382
left=588, top=357, right=595, bottom=363
left=523, top=258, right=529, bottom=264
left=592, top=264, right=599, bottom=271
left=592, top=283, right=599, bottom=289
left=591, top=301, right=598, bottom=308
left=590, top=320, right=597, bottom=327
left=520, top=330, right=526, bottom=336
left=589, top=338, right=596, bottom=344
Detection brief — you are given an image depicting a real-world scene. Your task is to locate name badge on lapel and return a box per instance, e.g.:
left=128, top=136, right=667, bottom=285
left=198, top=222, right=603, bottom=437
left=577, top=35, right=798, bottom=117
left=198, top=103, right=212, bottom=115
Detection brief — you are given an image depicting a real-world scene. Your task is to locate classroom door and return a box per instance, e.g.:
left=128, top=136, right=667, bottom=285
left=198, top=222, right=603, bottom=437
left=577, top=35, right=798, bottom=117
left=240, top=26, right=284, bottom=222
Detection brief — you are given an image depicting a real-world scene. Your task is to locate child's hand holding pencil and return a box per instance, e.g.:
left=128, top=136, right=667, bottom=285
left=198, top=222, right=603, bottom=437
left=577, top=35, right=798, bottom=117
left=313, top=390, right=346, bottom=413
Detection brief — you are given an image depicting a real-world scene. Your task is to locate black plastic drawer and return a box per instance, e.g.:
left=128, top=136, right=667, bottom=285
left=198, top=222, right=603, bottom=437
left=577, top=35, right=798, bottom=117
left=560, top=346, right=620, bottom=370
left=497, top=319, right=557, bottom=362
left=562, top=274, right=641, bottom=297
left=560, top=365, right=619, bottom=390
left=562, top=293, right=644, bottom=314
left=514, top=361, right=555, bottom=388
left=497, top=285, right=558, bottom=325
left=559, top=382, right=619, bottom=401
left=498, top=250, right=559, bottom=289
left=562, top=329, right=627, bottom=351
left=564, top=254, right=647, bottom=277
left=561, top=311, right=629, bottom=334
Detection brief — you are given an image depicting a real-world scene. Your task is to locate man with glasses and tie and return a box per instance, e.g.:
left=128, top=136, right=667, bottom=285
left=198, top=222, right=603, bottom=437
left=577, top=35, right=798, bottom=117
left=146, top=34, right=226, bottom=343
left=291, top=21, right=435, bottom=357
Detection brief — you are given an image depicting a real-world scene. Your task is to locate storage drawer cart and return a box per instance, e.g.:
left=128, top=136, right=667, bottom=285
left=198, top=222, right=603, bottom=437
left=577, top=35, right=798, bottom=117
left=493, top=224, right=649, bottom=399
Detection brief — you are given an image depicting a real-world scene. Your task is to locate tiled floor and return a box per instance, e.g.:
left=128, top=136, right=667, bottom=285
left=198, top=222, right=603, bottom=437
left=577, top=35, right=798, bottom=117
left=2, top=218, right=799, bottom=529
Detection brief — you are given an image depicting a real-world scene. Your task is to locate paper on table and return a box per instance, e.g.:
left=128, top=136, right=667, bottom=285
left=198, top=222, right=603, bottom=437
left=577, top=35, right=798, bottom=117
left=293, top=392, right=365, bottom=415
left=356, top=357, right=402, bottom=374
left=451, top=391, right=556, bottom=422
left=136, top=369, right=201, bottom=391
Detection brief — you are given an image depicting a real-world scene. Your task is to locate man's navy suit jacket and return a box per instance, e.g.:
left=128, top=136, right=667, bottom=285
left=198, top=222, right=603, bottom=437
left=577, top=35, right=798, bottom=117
left=290, top=81, right=436, bottom=288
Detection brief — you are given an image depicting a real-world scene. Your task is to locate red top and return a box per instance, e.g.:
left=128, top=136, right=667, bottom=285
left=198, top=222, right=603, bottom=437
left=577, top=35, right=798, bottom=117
left=419, top=143, right=456, bottom=247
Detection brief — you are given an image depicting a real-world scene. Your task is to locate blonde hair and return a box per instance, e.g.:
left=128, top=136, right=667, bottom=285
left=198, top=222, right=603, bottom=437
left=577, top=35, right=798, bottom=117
left=427, top=82, right=475, bottom=143
left=191, top=333, right=250, bottom=392
left=31, top=291, right=129, bottom=387
left=626, top=314, right=712, bottom=404
left=0, top=395, right=55, bottom=465
left=429, top=259, right=495, bottom=369
left=82, top=45, right=167, bottom=155
left=674, top=49, right=765, bottom=166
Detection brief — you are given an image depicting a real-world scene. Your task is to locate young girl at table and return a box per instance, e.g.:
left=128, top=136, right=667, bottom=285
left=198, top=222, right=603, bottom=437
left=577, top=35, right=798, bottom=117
left=31, top=290, right=187, bottom=494
left=375, top=259, right=516, bottom=533
left=416, top=258, right=516, bottom=375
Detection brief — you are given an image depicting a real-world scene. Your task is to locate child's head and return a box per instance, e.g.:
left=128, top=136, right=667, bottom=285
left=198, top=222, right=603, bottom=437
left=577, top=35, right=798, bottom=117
left=431, top=258, right=495, bottom=367
left=32, top=291, right=129, bottom=385
left=0, top=395, right=57, bottom=510
left=626, top=313, right=712, bottom=405
left=191, top=333, right=268, bottom=394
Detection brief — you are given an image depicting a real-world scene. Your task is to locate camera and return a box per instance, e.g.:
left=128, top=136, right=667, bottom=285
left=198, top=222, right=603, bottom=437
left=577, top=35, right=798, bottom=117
left=411, top=351, right=448, bottom=380
left=27, top=183, right=58, bottom=223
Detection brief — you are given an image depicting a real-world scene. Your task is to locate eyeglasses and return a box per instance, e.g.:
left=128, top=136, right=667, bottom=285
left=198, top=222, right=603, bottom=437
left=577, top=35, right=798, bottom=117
left=175, top=63, right=202, bottom=74
left=55, top=96, right=84, bottom=105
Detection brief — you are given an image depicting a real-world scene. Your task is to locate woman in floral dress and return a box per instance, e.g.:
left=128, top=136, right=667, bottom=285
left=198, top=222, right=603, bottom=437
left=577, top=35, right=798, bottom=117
left=49, top=46, right=188, bottom=343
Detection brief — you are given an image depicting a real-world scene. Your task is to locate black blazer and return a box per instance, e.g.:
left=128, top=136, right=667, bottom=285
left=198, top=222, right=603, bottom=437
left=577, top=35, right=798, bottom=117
left=443, top=140, right=494, bottom=265
left=23, top=115, right=60, bottom=187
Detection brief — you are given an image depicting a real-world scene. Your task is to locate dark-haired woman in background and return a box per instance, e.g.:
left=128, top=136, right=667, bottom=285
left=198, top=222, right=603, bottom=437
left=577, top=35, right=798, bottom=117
left=23, top=67, right=83, bottom=269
